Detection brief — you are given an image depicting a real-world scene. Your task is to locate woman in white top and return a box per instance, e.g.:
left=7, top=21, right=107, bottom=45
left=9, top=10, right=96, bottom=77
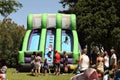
left=79, top=49, right=90, bottom=73
left=103, top=51, right=109, bottom=80
left=104, top=51, right=109, bottom=70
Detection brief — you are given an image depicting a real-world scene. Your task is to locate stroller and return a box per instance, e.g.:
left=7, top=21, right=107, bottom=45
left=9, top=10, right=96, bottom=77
left=70, top=68, right=98, bottom=80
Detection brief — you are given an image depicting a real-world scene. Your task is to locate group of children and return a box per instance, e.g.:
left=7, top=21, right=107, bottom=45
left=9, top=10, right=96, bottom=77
left=31, top=52, right=49, bottom=76
left=30, top=50, right=68, bottom=76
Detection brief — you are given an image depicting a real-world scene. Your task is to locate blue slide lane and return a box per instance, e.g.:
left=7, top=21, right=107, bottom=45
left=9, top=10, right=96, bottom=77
left=28, top=29, right=40, bottom=51
left=44, top=30, right=55, bottom=64
left=62, top=30, right=72, bottom=52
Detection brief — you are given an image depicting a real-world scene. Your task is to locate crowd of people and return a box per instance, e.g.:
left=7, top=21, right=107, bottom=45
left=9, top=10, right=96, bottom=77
left=29, top=47, right=120, bottom=79
left=73, top=47, right=120, bottom=80
left=1, top=46, right=120, bottom=79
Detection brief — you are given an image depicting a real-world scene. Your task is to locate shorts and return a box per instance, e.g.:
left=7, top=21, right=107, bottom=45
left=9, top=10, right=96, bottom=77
left=35, top=63, right=41, bottom=70
left=43, top=65, right=49, bottom=70
left=54, top=62, right=60, bottom=69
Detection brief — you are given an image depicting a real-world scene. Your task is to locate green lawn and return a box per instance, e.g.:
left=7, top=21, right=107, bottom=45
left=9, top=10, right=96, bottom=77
left=6, top=68, right=74, bottom=80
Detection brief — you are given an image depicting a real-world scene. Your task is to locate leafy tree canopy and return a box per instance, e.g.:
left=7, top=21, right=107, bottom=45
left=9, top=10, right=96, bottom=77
left=0, top=18, right=26, bottom=67
left=59, top=0, right=120, bottom=54
left=0, top=0, right=22, bottom=17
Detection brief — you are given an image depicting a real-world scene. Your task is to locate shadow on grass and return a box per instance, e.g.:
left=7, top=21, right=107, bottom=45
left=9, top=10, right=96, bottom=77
left=27, top=73, right=35, bottom=76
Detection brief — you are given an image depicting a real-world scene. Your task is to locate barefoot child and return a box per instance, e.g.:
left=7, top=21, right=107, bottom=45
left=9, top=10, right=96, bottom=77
left=43, top=59, right=50, bottom=76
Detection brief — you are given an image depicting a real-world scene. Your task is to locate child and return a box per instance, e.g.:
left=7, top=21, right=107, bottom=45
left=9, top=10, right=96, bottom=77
left=63, top=51, right=68, bottom=73
left=64, top=36, right=68, bottom=44
left=34, top=53, right=42, bottom=76
left=43, top=59, right=50, bottom=76
left=31, top=52, right=36, bottom=75
left=47, top=44, right=53, bottom=59
left=0, top=66, right=7, bottom=80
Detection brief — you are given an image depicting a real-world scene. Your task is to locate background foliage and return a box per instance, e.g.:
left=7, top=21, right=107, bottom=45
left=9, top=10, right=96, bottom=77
left=0, top=0, right=24, bottom=67
left=0, top=18, right=26, bottom=67
left=59, top=0, right=120, bottom=58
left=0, top=0, right=22, bottom=17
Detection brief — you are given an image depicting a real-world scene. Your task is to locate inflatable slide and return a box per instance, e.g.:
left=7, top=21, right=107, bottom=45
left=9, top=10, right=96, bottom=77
left=18, top=13, right=81, bottom=72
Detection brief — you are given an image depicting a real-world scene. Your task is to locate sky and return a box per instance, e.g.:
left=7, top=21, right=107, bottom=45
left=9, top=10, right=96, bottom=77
left=0, top=0, right=68, bottom=28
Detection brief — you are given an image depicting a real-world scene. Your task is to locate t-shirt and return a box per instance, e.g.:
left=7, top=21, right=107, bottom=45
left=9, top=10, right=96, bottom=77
left=80, top=54, right=89, bottom=71
left=110, top=53, right=117, bottom=65
left=54, top=53, right=61, bottom=63
left=63, top=54, right=68, bottom=63
left=35, top=56, right=42, bottom=65
left=104, top=56, right=109, bottom=67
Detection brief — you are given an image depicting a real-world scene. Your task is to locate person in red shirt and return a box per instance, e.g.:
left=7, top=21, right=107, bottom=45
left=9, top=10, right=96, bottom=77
left=54, top=50, right=61, bottom=75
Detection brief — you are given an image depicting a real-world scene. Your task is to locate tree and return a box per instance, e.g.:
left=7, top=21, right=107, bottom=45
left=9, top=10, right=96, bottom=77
left=0, top=0, right=22, bottom=17
left=59, top=0, right=78, bottom=13
left=0, top=18, right=26, bottom=67
left=59, top=0, right=120, bottom=55
left=0, top=0, right=23, bottom=66
left=59, top=0, right=78, bottom=8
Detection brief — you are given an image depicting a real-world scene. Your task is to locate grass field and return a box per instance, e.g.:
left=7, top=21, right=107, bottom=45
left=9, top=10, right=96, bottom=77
left=6, top=68, right=74, bottom=80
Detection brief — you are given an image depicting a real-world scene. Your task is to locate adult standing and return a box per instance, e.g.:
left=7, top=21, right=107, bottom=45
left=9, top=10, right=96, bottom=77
left=110, top=48, right=117, bottom=71
left=96, top=52, right=104, bottom=74
left=79, top=49, right=90, bottom=73
left=103, top=51, right=109, bottom=80
left=54, top=50, right=61, bottom=75
left=91, top=50, right=98, bottom=66
left=104, top=51, right=109, bottom=71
